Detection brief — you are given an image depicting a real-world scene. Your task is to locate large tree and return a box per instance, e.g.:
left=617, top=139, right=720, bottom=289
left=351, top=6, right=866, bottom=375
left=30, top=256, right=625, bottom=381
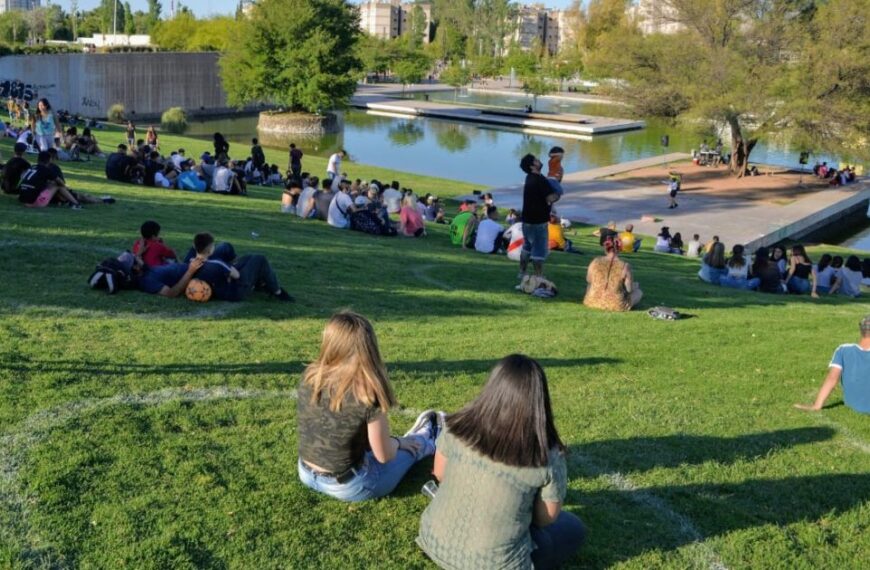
left=220, top=0, right=361, bottom=114
left=589, top=0, right=869, bottom=176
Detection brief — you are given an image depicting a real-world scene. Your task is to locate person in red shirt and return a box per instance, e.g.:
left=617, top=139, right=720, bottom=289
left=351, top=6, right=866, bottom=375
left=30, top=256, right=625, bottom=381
left=132, top=220, right=177, bottom=269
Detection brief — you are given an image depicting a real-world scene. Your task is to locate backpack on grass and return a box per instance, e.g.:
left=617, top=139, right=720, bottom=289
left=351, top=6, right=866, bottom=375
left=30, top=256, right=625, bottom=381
left=648, top=306, right=681, bottom=320
left=88, top=251, right=140, bottom=294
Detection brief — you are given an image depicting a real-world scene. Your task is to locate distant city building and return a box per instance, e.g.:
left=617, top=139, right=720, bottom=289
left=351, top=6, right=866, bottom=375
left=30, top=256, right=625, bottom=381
left=358, top=0, right=432, bottom=43
left=628, top=0, right=685, bottom=35
left=0, top=0, right=40, bottom=12
left=509, top=5, right=547, bottom=51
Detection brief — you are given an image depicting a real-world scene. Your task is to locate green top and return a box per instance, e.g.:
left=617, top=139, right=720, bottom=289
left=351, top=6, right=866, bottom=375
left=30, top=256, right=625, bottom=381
left=449, top=212, right=474, bottom=246
left=417, top=429, right=568, bottom=569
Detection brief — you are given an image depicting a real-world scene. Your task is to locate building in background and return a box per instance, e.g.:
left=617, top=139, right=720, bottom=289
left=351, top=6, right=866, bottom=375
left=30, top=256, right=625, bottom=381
left=628, top=0, right=684, bottom=35
left=358, top=0, right=432, bottom=43
left=508, top=4, right=547, bottom=51
left=0, top=0, right=40, bottom=12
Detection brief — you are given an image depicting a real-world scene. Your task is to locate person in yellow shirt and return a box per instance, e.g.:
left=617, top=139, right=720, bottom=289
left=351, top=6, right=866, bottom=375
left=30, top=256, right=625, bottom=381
left=619, top=224, right=640, bottom=253
left=548, top=214, right=581, bottom=253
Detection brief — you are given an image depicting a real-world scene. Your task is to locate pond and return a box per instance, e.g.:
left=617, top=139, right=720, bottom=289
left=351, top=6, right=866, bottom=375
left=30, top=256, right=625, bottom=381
left=186, top=104, right=846, bottom=188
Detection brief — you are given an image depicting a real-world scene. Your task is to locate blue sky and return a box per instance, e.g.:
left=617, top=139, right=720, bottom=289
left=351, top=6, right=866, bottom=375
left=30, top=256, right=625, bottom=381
left=72, top=0, right=578, bottom=19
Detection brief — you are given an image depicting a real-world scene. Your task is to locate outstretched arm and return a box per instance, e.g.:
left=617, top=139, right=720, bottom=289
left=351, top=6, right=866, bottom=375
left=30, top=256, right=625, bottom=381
left=794, top=367, right=841, bottom=411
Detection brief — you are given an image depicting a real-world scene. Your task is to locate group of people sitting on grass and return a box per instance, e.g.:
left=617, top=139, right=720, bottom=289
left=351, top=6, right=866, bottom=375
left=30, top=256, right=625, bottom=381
left=280, top=165, right=447, bottom=238
left=0, top=143, right=115, bottom=209
left=89, top=221, right=293, bottom=303
left=812, top=161, right=860, bottom=186
left=295, top=311, right=585, bottom=569
left=698, top=240, right=869, bottom=297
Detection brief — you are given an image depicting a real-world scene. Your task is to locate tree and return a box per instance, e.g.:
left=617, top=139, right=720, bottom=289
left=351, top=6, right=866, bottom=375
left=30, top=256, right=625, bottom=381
left=0, top=11, right=29, bottom=44
left=220, top=0, right=362, bottom=114
left=189, top=17, right=239, bottom=51
left=440, top=63, right=471, bottom=99
left=520, top=74, right=554, bottom=111
left=588, top=0, right=868, bottom=176
left=124, top=2, right=135, bottom=35
left=147, top=0, right=163, bottom=31
left=393, top=50, right=432, bottom=94
left=358, top=35, right=395, bottom=81
left=151, top=11, right=197, bottom=50
left=97, top=0, right=125, bottom=34
left=406, top=4, right=428, bottom=49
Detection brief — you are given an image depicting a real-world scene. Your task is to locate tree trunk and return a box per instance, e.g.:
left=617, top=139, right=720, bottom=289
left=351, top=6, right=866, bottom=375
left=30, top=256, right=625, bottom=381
left=726, top=115, right=757, bottom=178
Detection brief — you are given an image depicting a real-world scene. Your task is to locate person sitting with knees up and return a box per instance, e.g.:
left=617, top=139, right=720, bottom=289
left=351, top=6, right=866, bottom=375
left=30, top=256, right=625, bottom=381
left=190, top=233, right=293, bottom=302
left=785, top=244, right=817, bottom=297
left=297, top=311, right=441, bottom=501
left=18, top=151, right=83, bottom=209
left=795, top=315, right=870, bottom=414
left=132, top=220, right=177, bottom=269
left=584, top=234, right=643, bottom=312
left=417, top=354, right=585, bottom=570
left=474, top=205, right=505, bottom=254
left=829, top=255, right=863, bottom=298
left=3, top=142, right=30, bottom=194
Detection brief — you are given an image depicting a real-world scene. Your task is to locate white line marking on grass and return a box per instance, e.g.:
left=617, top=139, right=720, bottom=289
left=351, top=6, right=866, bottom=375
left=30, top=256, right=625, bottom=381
left=814, top=416, right=870, bottom=455
left=410, top=264, right=454, bottom=291
left=0, top=386, right=297, bottom=568
left=0, top=300, right=244, bottom=320
left=568, top=453, right=728, bottom=570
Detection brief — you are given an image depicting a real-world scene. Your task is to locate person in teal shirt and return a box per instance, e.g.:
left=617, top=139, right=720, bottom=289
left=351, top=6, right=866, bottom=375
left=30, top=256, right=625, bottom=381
left=795, top=315, right=870, bottom=414
left=33, top=98, right=56, bottom=151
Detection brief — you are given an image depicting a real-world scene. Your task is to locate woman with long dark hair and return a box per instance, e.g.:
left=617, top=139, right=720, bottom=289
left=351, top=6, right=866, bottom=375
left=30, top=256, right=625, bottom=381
left=785, top=244, right=817, bottom=297
left=32, top=98, right=56, bottom=151
left=699, top=241, right=728, bottom=284
left=417, top=355, right=585, bottom=570
left=213, top=132, right=230, bottom=161
left=720, top=244, right=752, bottom=289
left=814, top=254, right=835, bottom=294
left=750, top=246, right=784, bottom=293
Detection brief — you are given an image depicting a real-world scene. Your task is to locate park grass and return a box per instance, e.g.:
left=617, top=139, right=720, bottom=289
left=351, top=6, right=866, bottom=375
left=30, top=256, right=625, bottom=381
left=0, top=125, right=869, bottom=569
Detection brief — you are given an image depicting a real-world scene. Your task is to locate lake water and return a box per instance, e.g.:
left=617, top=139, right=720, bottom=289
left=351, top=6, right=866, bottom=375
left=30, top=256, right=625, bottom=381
left=186, top=95, right=845, bottom=188
left=839, top=220, right=870, bottom=252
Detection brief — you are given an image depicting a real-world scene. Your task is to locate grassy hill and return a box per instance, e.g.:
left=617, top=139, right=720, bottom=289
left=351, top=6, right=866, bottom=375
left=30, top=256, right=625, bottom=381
left=0, top=125, right=868, bottom=569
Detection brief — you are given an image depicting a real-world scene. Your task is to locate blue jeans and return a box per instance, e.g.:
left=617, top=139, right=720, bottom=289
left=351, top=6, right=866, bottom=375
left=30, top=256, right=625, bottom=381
left=787, top=276, right=811, bottom=294
left=530, top=511, right=587, bottom=569
left=698, top=264, right=728, bottom=285
left=298, top=435, right=433, bottom=502
left=521, top=222, right=549, bottom=263
left=720, top=275, right=756, bottom=290
left=816, top=285, right=830, bottom=294
left=547, top=178, right=564, bottom=196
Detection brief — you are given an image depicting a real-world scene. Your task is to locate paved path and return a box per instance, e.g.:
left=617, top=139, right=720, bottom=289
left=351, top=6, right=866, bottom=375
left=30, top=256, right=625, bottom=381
left=465, top=156, right=870, bottom=251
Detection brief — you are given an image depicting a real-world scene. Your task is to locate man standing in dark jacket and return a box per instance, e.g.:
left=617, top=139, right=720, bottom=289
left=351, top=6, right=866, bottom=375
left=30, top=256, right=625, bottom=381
left=519, top=153, right=557, bottom=278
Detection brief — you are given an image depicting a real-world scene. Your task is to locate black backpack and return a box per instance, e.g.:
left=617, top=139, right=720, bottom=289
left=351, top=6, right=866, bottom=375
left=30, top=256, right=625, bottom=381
left=88, top=256, right=139, bottom=294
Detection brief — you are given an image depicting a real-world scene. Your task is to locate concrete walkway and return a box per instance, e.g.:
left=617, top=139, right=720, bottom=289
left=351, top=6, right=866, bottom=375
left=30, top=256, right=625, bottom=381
left=469, top=155, right=870, bottom=251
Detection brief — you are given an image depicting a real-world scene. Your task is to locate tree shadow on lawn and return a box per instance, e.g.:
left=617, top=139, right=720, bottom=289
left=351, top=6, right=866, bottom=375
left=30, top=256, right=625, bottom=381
left=0, top=357, right=617, bottom=383
left=562, top=427, right=870, bottom=567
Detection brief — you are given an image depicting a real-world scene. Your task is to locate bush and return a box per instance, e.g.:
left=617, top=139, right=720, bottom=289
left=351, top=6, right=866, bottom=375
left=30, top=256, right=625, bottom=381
left=161, top=107, right=188, bottom=134
left=107, top=103, right=125, bottom=123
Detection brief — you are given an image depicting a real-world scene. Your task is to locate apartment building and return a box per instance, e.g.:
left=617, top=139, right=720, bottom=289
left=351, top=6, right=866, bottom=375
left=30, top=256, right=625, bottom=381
left=358, top=0, right=432, bottom=43
left=0, top=0, right=40, bottom=13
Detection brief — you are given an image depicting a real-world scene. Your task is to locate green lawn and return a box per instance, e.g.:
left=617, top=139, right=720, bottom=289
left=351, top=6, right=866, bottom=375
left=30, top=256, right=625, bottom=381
left=1, top=125, right=869, bottom=569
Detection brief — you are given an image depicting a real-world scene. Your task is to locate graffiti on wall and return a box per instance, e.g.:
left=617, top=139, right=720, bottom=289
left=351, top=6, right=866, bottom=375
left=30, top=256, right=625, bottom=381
left=0, top=79, right=56, bottom=102
left=81, top=96, right=102, bottom=110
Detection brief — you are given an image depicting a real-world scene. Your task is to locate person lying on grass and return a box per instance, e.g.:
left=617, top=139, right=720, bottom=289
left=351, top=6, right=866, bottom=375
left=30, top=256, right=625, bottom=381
left=18, top=151, right=83, bottom=209
left=137, top=258, right=204, bottom=297
left=297, top=311, right=441, bottom=502
left=47, top=148, right=115, bottom=205
left=189, top=232, right=293, bottom=302
left=795, top=315, right=870, bottom=414
left=417, top=354, right=585, bottom=570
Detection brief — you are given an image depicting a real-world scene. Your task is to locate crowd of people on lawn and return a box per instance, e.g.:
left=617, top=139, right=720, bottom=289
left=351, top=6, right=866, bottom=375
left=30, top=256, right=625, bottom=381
left=812, top=161, right=861, bottom=186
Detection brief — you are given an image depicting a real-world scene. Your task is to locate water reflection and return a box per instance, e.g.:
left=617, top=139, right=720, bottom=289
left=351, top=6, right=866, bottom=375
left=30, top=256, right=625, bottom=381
left=185, top=102, right=857, bottom=187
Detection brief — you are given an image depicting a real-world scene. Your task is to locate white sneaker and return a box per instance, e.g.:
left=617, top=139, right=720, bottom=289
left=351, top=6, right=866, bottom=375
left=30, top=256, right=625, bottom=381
left=405, top=410, right=436, bottom=439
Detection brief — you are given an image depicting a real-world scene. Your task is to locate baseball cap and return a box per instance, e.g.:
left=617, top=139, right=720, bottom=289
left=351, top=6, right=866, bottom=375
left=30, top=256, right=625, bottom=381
left=861, top=314, right=870, bottom=334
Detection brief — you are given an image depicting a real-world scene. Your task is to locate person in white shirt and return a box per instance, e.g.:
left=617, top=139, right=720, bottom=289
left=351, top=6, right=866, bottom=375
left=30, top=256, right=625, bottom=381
left=326, top=149, right=345, bottom=180
left=171, top=149, right=186, bottom=171
left=296, top=176, right=319, bottom=218
left=474, top=206, right=505, bottom=254
left=154, top=163, right=176, bottom=188
left=213, top=162, right=234, bottom=193
left=383, top=184, right=403, bottom=214
left=327, top=179, right=357, bottom=229
left=686, top=234, right=702, bottom=258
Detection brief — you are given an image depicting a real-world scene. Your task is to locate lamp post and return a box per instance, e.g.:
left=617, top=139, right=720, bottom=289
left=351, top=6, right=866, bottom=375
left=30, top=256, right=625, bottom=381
left=113, top=0, right=118, bottom=44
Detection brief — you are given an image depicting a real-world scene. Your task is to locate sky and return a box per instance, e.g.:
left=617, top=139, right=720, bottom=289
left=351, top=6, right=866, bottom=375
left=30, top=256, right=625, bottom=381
left=70, top=0, right=578, bottom=20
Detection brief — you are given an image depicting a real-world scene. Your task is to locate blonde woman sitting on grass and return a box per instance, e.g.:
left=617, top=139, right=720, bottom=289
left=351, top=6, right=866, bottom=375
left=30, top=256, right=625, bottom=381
left=583, top=235, right=643, bottom=311
left=297, top=311, right=440, bottom=501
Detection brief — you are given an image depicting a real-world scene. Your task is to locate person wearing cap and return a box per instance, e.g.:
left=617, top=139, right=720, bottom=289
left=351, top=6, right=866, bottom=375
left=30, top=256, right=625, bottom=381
left=795, top=316, right=870, bottom=414
left=2, top=141, right=31, bottom=194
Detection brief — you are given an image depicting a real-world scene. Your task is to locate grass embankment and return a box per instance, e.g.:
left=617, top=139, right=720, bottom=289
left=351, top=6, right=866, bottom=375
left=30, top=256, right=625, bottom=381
left=0, top=125, right=869, bottom=569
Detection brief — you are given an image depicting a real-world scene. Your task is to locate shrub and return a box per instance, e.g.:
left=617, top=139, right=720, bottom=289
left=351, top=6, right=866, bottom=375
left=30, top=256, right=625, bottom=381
left=161, top=107, right=188, bottom=134
left=107, top=103, right=125, bottom=123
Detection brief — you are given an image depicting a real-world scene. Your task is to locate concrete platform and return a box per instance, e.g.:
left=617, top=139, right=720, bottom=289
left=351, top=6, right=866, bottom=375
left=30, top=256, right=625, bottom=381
left=469, top=155, right=870, bottom=251
left=349, top=94, right=645, bottom=136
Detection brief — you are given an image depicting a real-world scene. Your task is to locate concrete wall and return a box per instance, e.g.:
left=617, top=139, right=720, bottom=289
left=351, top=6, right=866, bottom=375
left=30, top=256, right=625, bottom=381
left=0, top=52, right=228, bottom=119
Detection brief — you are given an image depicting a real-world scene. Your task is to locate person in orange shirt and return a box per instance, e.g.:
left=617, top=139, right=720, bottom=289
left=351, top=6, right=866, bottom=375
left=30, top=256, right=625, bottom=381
left=619, top=224, right=640, bottom=253
left=547, top=146, right=565, bottom=200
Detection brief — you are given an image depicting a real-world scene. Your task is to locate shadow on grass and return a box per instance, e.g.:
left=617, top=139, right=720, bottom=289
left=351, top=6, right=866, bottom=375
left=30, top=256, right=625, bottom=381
left=564, top=427, right=870, bottom=568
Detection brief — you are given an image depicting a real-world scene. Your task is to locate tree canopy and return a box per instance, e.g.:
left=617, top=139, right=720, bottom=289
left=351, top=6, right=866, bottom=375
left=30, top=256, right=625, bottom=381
left=587, top=0, right=870, bottom=175
left=219, top=0, right=362, bottom=114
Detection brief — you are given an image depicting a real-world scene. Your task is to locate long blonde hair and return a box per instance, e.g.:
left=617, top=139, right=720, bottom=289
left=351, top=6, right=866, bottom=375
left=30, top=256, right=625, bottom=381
left=303, top=311, right=396, bottom=413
